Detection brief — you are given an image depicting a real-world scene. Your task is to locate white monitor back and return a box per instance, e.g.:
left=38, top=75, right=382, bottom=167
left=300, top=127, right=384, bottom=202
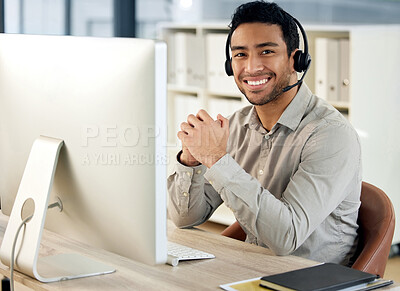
left=0, top=33, right=168, bottom=265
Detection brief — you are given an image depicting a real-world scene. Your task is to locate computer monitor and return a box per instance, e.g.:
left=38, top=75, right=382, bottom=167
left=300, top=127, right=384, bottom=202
left=0, top=33, right=168, bottom=277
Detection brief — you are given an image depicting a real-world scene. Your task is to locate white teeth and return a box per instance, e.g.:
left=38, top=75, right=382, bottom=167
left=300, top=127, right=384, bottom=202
left=247, top=79, right=268, bottom=86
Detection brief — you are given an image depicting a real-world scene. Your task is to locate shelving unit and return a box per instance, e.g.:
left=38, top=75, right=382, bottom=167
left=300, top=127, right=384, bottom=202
left=159, top=22, right=400, bottom=243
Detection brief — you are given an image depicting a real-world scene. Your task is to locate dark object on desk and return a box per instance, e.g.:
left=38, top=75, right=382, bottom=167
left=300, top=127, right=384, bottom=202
left=221, top=181, right=396, bottom=278
left=1, top=277, right=10, bottom=291
left=259, top=263, right=377, bottom=291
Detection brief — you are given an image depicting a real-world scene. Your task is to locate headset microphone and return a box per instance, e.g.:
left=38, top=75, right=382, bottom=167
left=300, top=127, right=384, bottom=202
left=282, top=63, right=309, bottom=92
left=225, top=16, right=311, bottom=93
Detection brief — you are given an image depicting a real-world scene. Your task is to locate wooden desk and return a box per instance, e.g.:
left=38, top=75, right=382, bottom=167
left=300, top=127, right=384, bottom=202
left=0, top=214, right=397, bottom=290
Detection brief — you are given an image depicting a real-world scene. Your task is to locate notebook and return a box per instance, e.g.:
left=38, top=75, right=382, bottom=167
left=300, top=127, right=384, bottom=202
left=219, top=277, right=393, bottom=291
left=259, top=263, right=378, bottom=291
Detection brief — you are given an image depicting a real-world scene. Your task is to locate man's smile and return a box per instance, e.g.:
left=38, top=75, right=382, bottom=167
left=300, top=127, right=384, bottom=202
left=243, top=76, right=272, bottom=91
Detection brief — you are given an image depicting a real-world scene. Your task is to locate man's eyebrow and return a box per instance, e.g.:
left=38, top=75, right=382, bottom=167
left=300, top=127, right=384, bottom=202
left=256, top=42, right=279, bottom=48
left=231, top=45, right=246, bottom=51
left=231, top=42, right=279, bottom=51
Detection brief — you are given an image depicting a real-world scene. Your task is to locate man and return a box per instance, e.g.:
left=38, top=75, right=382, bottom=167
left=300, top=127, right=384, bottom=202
left=167, top=1, right=361, bottom=266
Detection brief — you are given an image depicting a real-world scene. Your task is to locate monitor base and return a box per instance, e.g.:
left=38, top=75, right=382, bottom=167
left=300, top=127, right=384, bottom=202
left=37, top=253, right=115, bottom=282
left=0, top=136, right=115, bottom=282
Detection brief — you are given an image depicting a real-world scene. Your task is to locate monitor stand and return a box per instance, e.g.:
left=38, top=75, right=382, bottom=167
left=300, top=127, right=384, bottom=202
left=0, top=136, right=115, bottom=282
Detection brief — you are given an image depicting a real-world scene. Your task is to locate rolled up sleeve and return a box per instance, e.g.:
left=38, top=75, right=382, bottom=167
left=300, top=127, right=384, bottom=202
left=167, top=155, right=223, bottom=228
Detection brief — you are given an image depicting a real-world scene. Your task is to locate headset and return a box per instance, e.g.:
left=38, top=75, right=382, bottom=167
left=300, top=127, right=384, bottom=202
left=224, top=16, right=311, bottom=93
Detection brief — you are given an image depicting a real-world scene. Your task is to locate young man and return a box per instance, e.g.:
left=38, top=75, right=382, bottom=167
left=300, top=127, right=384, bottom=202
left=167, top=1, right=361, bottom=266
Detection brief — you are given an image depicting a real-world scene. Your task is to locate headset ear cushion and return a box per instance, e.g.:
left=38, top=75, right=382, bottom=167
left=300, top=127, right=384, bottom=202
left=225, top=58, right=233, bottom=76
left=293, top=50, right=304, bottom=72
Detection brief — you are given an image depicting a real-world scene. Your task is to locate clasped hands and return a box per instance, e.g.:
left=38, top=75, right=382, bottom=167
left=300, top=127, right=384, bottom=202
left=177, top=109, right=229, bottom=168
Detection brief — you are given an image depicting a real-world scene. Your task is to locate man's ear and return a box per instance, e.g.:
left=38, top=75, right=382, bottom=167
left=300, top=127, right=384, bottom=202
left=289, top=49, right=299, bottom=73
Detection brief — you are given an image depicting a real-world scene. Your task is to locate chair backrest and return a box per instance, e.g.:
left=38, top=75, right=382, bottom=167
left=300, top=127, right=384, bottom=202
left=221, top=181, right=395, bottom=278
left=352, top=181, right=395, bottom=278
left=220, top=219, right=246, bottom=241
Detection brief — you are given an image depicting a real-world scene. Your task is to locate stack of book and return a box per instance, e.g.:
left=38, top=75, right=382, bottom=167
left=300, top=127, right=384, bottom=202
left=220, top=263, right=393, bottom=291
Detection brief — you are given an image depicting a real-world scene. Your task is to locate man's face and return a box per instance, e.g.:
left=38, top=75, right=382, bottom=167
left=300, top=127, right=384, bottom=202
left=230, top=22, right=295, bottom=105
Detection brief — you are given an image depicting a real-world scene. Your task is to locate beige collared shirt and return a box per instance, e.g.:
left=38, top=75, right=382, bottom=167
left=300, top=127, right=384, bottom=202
left=167, top=83, right=362, bottom=265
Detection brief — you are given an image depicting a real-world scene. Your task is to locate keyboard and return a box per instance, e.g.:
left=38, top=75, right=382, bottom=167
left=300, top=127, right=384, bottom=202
left=166, top=241, right=215, bottom=267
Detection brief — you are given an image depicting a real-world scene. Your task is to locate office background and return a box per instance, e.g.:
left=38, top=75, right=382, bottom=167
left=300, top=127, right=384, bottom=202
left=0, top=0, right=399, bottom=280
left=2, top=0, right=400, bottom=38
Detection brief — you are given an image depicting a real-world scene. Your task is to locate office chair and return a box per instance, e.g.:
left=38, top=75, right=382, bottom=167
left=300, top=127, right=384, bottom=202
left=221, top=181, right=395, bottom=278
left=352, top=181, right=395, bottom=278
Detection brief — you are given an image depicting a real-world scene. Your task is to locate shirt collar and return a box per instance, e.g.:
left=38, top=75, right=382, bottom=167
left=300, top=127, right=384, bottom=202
left=243, top=106, right=266, bottom=133
left=242, top=83, right=312, bottom=133
left=275, top=83, right=312, bottom=132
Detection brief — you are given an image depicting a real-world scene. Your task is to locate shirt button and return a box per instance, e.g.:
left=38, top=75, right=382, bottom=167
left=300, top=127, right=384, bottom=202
left=196, top=170, right=202, bottom=175
left=186, top=172, right=192, bottom=177
left=183, top=192, right=189, bottom=197
left=264, top=135, right=270, bottom=140
left=259, top=169, right=264, bottom=175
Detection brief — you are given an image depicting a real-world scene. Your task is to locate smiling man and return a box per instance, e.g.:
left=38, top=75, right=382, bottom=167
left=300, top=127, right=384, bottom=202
left=232, top=23, right=294, bottom=106
left=168, top=1, right=362, bottom=266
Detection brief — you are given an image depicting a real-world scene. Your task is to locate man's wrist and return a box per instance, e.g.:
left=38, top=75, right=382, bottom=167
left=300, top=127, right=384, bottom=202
left=177, top=150, right=201, bottom=167
left=202, top=152, right=227, bottom=168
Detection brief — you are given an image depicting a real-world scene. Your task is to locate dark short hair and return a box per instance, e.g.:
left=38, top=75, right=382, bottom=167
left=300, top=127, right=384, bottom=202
left=229, top=1, right=299, bottom=57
